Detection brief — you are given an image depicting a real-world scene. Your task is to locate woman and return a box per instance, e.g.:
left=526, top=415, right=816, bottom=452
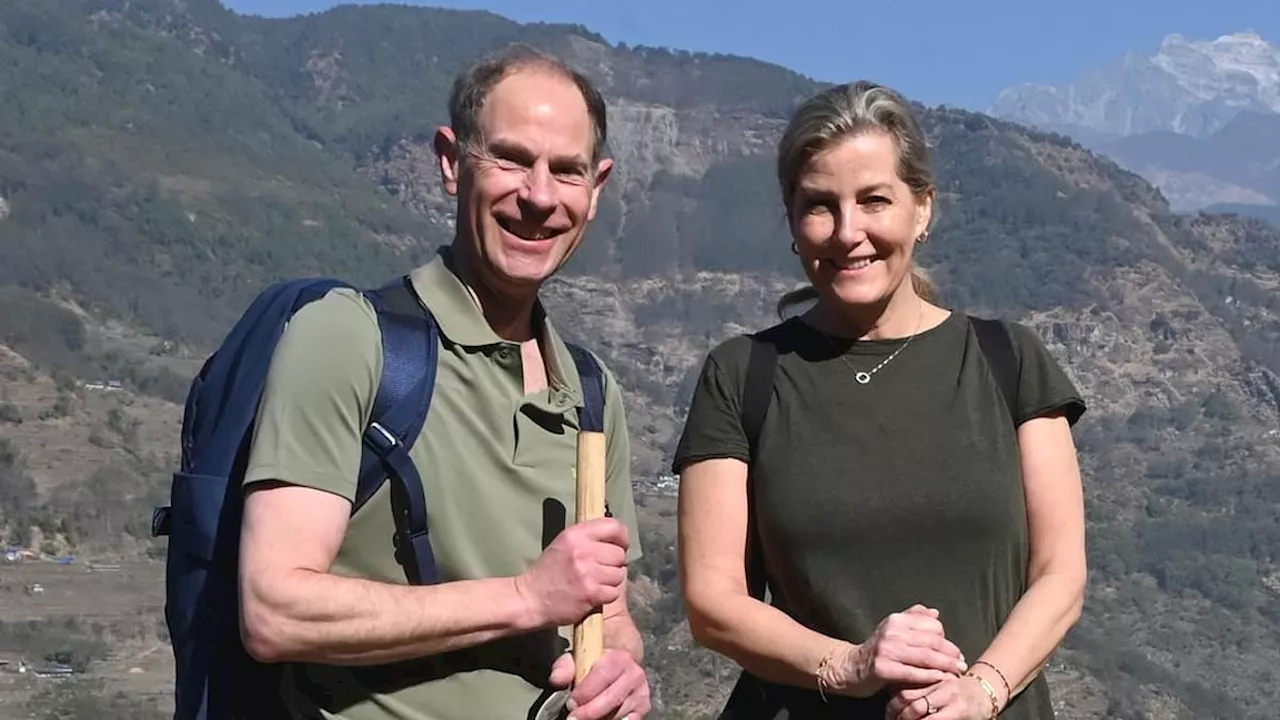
left=673, top=80, right=1088, bottom=720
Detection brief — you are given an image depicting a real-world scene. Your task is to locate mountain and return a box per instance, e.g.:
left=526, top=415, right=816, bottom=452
left=992, top=31, right=1280, bottom=139
left=990, top=32, right=1280, bottom=217
left=0, top=2, right=1279, bottom=719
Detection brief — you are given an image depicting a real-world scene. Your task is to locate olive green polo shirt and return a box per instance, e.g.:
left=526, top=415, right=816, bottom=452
left=242, top=246, right=642, bottom=720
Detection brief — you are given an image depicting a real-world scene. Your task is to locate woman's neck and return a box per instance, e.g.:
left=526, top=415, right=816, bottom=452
left=808, top=286, right=925, bottom=341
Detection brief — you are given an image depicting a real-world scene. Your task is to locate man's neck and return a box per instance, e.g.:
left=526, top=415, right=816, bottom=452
left=449, top=243, right=540, bottom=343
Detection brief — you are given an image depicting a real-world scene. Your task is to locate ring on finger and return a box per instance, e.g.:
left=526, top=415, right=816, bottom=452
left=924, top=694, right=938, bottom=715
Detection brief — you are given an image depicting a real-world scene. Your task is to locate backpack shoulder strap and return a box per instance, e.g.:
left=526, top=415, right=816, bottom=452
left=968, top=315, right=1020, bottom=424
left=566, top=343, right=611, bottom=521
left=741, top=335, right=779, bottom=457
left=355, top=275, right=441, bottom=585
left=740, top=333, right=779, bottom=601
left=566, top=343, right=606, bottom=434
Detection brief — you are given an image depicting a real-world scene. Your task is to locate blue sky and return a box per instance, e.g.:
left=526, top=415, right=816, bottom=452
left=223, top=0, right=1278, bottom=111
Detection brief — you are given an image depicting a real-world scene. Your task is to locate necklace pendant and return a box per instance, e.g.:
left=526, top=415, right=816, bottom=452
left=854, top=371, right=871, bottom=385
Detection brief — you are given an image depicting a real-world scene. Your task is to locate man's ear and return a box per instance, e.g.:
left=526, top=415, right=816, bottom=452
left=434, top=126, right=461, bottom=197
left=586, top=157, right=614, bottom=221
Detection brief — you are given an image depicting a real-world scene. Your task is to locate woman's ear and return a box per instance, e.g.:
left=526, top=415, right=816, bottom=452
left=914, top=188, right=935, bottom=239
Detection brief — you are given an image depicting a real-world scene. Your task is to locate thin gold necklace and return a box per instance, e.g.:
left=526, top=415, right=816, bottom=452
left=821, top=299, right=924, bottom=385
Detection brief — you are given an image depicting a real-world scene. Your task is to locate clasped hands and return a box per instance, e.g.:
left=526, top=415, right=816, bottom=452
left=818, top=604, right=1007, bottom=720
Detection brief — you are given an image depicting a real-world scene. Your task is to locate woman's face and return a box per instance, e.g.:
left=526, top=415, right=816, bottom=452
left=789, top=130, right=932, bottom=315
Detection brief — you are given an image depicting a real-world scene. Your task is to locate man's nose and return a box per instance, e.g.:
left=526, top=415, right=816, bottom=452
left=519, top=163, right=557, bottom=214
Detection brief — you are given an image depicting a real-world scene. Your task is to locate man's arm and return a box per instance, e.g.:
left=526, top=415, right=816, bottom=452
left=236, top=290, right=631, bottom=667
left=235, top=291, right=542, bottom=665
left=239, top=481, right=534, bottom=666
left=239, top=481, right=629, bottom=666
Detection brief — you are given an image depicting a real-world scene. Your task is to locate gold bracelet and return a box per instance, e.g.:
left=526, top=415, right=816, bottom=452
left=814, top=643, right=843, bottom=703
left=972, top=659, right=1012, bottom=701
left=965, top=672, right=1000, bottom=718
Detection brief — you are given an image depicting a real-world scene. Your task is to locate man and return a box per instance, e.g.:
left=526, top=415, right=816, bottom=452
left=235, top=44, right=650, bottom=720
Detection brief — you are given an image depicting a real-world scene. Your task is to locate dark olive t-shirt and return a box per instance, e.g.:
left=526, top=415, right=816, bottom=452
left=672, top=311, right=1086, bottom=719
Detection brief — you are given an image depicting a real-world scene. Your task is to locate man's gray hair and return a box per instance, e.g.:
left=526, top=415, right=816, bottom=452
left=447, top=43, right=609, bottom=162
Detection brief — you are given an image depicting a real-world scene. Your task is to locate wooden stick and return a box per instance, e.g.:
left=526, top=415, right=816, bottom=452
left=572, top=429, right=607, bottom=686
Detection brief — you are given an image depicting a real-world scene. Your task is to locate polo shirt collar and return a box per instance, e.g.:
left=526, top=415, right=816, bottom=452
left=407, top=246, right=580, bottom=403
left=408, top=246, right=505, bottom=348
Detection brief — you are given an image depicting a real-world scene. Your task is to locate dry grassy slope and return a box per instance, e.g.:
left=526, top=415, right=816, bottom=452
left=0, top=308, right=191, bottom=558
left=996, top=137, right=1280, bottom=719
left=0, top=352, right=177, bottom=488
left=1018, top=274, right=1280, bottom=718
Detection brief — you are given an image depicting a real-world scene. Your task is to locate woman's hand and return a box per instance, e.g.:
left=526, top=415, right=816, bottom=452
left=885, top=673, right=1002, bottom=720
left=828, top=605, right=969, bottom=698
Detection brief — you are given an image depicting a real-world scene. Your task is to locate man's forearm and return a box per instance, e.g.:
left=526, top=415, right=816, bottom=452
left=241, top=568, right=545, bottom=666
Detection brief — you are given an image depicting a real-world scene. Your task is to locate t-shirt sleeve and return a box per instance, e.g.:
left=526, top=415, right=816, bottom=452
left=601, top=362, right=643, bottom=564
left=242, top=289, right=382, bottom=502
left=671, top=338, right=752, bottom=475
left=1006, top=321, right=1087, bottom=427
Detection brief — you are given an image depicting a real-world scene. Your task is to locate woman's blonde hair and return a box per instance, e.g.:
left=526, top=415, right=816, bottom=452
left=775, top=81, right=938, bottom=316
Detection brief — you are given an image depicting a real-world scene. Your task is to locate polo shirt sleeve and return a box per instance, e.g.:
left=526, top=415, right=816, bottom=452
left=242, top=289, right=382, bottom=503
left=601, top=363, right=643, bottom=565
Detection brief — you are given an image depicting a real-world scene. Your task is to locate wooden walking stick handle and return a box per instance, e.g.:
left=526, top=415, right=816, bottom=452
left=573, top=429, right=608, bottom=686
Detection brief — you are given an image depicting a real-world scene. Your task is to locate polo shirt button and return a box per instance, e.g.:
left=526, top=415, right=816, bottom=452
left=496, top=347, right=514, bottom=362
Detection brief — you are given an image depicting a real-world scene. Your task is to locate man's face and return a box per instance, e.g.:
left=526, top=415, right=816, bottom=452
left=437, top=67, right=612, bottom=298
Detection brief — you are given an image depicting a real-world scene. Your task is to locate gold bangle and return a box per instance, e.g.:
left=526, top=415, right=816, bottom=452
left=966, top=672, right=1000, bottom=718
left=972, top=659, right=1012, bottom=701
left=814, top=643, right=843, bottom=702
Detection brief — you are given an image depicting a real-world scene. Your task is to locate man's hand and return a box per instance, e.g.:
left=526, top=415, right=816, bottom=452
left=549, top=649, right=650, bottom=720
left=515, top=518, right=631, bottom=628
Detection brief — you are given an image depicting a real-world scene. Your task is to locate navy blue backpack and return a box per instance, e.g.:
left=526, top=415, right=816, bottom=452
left=150, top=274, right=607, bottom=720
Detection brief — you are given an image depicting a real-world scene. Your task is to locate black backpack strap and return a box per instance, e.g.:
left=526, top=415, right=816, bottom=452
left=355, top=275, right=441, bottom=585
left=740, top=334, right=779, bottom=601
left=969, top=316, right=1020, bottom=425
left=742, top=337, right=778, bottom=455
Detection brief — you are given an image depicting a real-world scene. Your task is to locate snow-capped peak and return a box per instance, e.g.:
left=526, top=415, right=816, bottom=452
left=991, top=31, right=1280, bottom=138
